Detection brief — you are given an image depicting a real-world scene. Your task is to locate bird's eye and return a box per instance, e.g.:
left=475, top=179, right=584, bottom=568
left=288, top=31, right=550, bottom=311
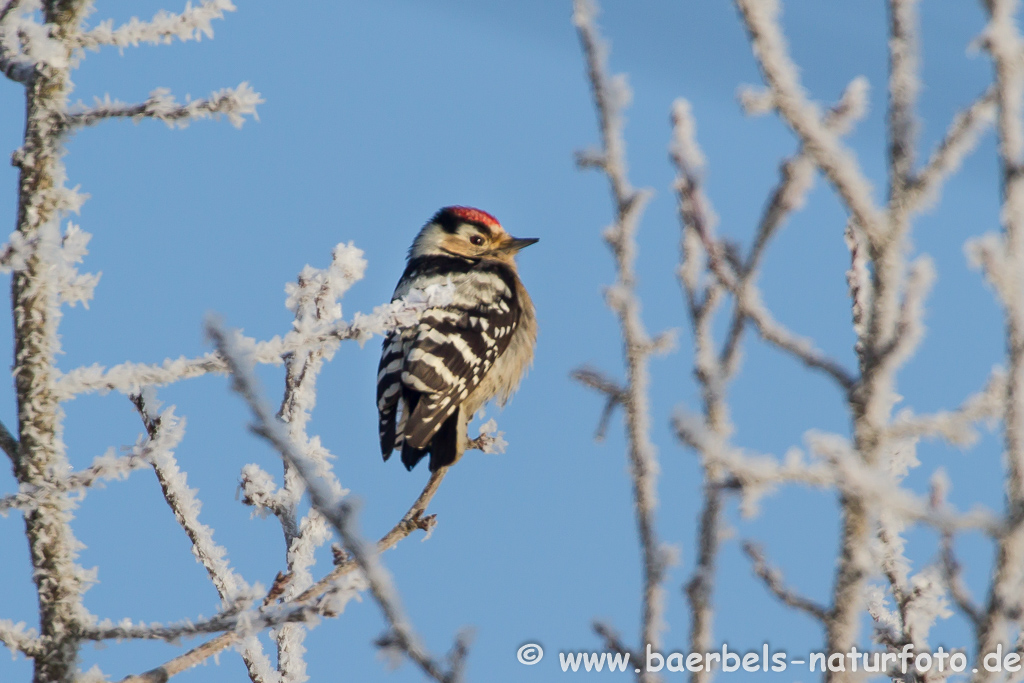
left=470, top=235, right=485, bottom=246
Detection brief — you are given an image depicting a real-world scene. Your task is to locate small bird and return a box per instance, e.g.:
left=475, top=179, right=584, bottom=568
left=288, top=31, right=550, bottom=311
left=377, top=206, right=538, bottom=471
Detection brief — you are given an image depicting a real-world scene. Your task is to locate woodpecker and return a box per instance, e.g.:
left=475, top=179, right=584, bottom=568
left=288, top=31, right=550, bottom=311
left=377, top=206, right=538, bottom=472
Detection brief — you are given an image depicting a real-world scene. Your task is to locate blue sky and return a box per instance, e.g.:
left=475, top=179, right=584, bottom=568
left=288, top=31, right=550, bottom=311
left=0, top=1, right=1010, bottom=681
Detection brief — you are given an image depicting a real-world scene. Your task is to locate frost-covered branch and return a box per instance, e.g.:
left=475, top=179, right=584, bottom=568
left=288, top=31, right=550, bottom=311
left=208, top=319, right=463, bottom=683
left=669, top=98, right=732, bottom=683
left=734, top=0, right=887, bottom=245
left=736, top=284, right=858, bottom=391
left=673, top=99, right=856, bottom=394
left=675, top=412, right=1001, bottom=535
left=0, top=619, right=41, bottom=657
left=83, top=595, right=324, bottom=643
left=732, top=1, right=946, bottom=669
left=909, top=87, right=997, bottom=209
left=117, top=464, right=449, bottom=683
left=722, top=78, right=869, bottom=374
left=972, top=3, right=1024, bottom=678
left=886, top=0, right=920, bottom=207
left=56, top=282, right=454, bottom=400
left=0, top=0, right=49, bottom=84
left=671, top=80, right=869, bottom=680
left=743, top=542, right=830, bottom=621
left=574, top=1, right=669, bottom=675
left=888, top=369, right=1005, bottom=446
left=1, top=448, right=149, bottom=514
left=68, top=83, right=262, bottom=129
left=131, top=392, right=251, bottom=604
left=8, top=2, right=97, bottom=680
left=76, top=0, right=235, bottom=51
left=267, top=244, right=365, bottom=682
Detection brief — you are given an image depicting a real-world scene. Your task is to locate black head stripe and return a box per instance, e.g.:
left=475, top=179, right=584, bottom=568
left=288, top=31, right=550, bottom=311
left=431, top=208, right=495, bottom=237
left=432, top=209, right=462, bottom=234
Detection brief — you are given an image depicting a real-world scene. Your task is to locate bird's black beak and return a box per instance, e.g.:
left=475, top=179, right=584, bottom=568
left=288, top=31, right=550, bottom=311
left=507, top=236, right=539, bottom=252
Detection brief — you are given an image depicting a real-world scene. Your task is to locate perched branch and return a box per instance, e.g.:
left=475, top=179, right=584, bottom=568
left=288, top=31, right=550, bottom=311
left=743, top=542, right=830, bottom=622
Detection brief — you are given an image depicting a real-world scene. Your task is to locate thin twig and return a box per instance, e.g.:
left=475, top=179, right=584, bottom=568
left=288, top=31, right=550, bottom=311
left=940, top=533, right=983, bottom=627
left=571, top=366, right=626, bottom=441
left=593, top=621, right=641, bottom=663
left=908, top=87, right=997, bottom=209
left=67, top=84, right=261, bottom=129
left=0, top=418, right=18, bottom=463
left=743, top=541, right=830, bottom=622
left=130, top=393, right=249, bottom=603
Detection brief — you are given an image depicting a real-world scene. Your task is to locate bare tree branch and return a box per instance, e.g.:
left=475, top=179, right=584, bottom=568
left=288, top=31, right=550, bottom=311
left=208, top=319, right=463, bottom=683
left=574, top=2, right=669, bottom=676
left=734, top=0, right=887, bottom=245
left=909, top=87, right=997, bottom=208
left=115, top=464, right=446, bottom=683
left=887, top=369, right=1006, bottom=445
left=67, top=84, right=262, bottom=129
left=75, top=0, right=235, bottom=51
left=721, top=78, right=869, bottom=374
left=571, top=365, right=626, bottom=441
left=941, top=533, right=984, bottom=628
left=55, top=284, right=455, bottom=400
left=972, top=4, right=1024, bottom=677
left=743, top=541, right=830, bottom=621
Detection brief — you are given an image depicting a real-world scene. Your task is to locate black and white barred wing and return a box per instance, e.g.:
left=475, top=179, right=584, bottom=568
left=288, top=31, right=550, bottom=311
left=377, top=327, right=412, bottom=456
left=377, top=264, right=520, bottom=456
